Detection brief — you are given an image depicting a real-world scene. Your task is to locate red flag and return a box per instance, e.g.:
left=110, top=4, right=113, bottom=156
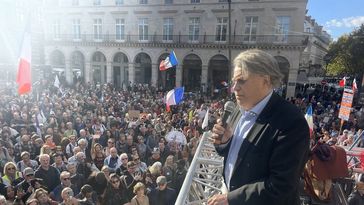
left=352, top=78, right=357, bottom=92
left=16, top=29, right=31, bottom=95
left=338, top=77, right=346, bottom=87
left=159, top=60, right=167, bottom=71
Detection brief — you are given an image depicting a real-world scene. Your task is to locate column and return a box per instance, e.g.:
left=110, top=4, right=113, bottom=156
left=201, top=65, right=208, bottom=93
left=106, top=62, right=113, bottom=83
left=286, top=57, right=300, bottom=98
left=84, top=62, right=91, bottom=84
left=65, top=59, right=72, bottom=85
left=175, top=65, right=182, bottom=87
left=120, top=64, right=125, bottom=88
left=151, top=63, right=158, bottom=87
left=129, top=63, right=135, bottom=85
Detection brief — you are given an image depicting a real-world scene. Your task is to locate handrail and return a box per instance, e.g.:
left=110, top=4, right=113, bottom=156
left=175, top=131, right=226, bottom=205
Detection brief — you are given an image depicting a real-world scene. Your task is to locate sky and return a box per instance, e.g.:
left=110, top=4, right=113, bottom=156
left=307, top=0, right=364, bottom=41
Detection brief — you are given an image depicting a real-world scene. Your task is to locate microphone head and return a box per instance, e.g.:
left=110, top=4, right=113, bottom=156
left=224, top=101, right=235, bottom=113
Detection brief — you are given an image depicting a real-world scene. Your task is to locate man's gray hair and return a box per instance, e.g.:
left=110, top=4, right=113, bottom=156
left=233, top=49, right=283, bottom=88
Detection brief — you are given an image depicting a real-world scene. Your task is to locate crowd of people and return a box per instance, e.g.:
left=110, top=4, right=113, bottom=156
left=0, top=78, right=363, bottom=205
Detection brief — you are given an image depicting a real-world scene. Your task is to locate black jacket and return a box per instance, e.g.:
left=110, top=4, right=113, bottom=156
left=215, top=93, right=310, bottom=205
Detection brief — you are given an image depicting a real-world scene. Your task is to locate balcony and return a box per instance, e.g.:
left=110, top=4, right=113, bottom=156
left=45, top=34, right=308, bottom=48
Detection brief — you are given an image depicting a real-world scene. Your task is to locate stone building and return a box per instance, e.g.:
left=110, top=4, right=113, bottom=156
left=43, top=0, right=308, bottom=97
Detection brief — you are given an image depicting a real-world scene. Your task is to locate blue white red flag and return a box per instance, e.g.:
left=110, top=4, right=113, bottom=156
left=16, top=25, right=31, bottom=95
left=159, top=51, right=178, bottom=71
left=353, top=78, right=357, bottom=92
left=305, top=105, right=314, bottom=138
left=165, top=86, right=184, bottom=111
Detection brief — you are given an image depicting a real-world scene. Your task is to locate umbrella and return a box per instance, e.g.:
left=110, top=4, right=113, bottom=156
left=165, top=130, right=187, bottom=145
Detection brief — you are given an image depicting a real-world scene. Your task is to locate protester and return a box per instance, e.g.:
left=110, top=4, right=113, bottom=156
left=0, top=69, right=362, bottom=205
left=148, top=176, right=176, bottom=205
left=130, top=182, right=149, bottom=205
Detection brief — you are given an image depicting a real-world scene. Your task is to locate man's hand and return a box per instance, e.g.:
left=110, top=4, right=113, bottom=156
left=207, top=194, right=229, bottom=205
left=211, top=119, right=233, bottom=145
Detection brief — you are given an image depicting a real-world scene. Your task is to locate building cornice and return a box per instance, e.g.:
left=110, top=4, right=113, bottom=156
left=110, top=11, right=129, bottom=15
left=158, top=10, right=178, bottom=14
left=240, top=8, right=265, bottom=12
left=272, top=7, right=298, bottom=11
left=88, top=11, right=105, bottom=15
left=211, top=9, right=231, bottom=13
left=184, top=10, right=205, bottom=14
left=133, top=10, right=153, bottom=15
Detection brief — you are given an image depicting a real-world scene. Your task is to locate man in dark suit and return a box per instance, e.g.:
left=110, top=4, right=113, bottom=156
left=208, top=49, right=310, bottom=205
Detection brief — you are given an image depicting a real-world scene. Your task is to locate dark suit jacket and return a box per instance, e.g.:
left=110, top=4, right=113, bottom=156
left=215, top=93, right=310, bottom=205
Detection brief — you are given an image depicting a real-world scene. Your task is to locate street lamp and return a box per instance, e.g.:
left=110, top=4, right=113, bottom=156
left=228, top=0, right=232, bottom=81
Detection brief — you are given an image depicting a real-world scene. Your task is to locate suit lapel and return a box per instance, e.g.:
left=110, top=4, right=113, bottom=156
left=233, top=121, right=267, bottom=173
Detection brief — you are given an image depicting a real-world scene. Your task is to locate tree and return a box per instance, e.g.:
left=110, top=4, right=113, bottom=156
left=325, top=24, right=364, bottom=77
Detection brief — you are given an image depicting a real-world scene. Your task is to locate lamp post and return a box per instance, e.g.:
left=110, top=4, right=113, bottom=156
left=228, top=0, right=232, bottom=81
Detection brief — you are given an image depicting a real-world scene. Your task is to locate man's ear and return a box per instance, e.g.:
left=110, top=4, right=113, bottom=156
left=262, top=75, right=270, bottom=85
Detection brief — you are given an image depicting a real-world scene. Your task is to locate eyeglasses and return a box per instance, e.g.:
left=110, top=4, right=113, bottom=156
left=134, top=158, right=140, bottom=161
left=7, top=167, right=16, bottom=170
left=62, top=177, right=70, bottom=181
left=108, top=141, right=114, bottom=144
left=26, top=174, right=34, bottom=177
left=121, top=158, right=128, bottom=160
left=111, top=180, right=120, bottom=184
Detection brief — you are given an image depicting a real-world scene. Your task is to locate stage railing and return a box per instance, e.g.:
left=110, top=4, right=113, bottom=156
left=175, top=131, right=226, bottom=205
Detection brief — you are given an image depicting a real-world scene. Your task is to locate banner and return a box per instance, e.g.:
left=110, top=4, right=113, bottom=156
left=338, top=88, right=354, bottom=121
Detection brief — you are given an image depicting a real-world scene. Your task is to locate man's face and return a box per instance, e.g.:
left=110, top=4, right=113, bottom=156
left=158, top=183, right=167, bottom=191
left=61, top=174, right=71, bottom=186
left=232, top=68, right=269, bottom=110
left=22, top=154, right=30, bottom=162
left=40, top=157, right=50, bottom=167
left=110, top=148, right=118, bottom=157
left=67, top=165, right=76, bottom=174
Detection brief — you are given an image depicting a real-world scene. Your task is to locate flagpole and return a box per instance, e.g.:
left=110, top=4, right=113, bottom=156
left=228, top=0, right=232, bottom=81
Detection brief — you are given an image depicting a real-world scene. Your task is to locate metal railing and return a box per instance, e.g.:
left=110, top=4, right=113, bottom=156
left=175, top=131, right=226, bottom=205
left=46, top=34, right=308, bottom=46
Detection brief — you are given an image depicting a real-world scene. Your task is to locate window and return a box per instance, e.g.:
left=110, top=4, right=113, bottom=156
left=115, top=0, right=123, bottom=5
left=52, top=19, right=61, bottom=39
left=72, top=19, right=81, bottom=40
left=276, top=16, right=290, bottom=42
left=139, top=0, right=147, bottom=4
left=94, top=0, right=101, bottom=6
left=93, top=19, right=102, bottom=40
left=115, top=19, right=125, bottom=41
left=243, top=16, right=258, bottom=42
left=189, top=17, right=200, bottom=42
left=191, top=0, right=200, bottom=3
left=165, top=0, right=173, bottom=4
left=163, top=18, right=173, bottom=41
left=72, top=0, right=79, bottom=6
left=215, top=17, right=227, bottom=42
left=138, top=18, right=148, bottom=41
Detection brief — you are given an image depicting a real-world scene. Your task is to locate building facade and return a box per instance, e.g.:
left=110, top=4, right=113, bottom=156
left=43, top=0, right=308, bottom=97
left=298, top=15, right=331, bottom=85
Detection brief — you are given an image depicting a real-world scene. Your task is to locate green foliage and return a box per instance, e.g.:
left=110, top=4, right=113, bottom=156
left=325, top=24, right=364, bottom=77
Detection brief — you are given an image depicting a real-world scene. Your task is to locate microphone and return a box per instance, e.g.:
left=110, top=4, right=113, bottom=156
left=221, top=101, right=236, bottom=127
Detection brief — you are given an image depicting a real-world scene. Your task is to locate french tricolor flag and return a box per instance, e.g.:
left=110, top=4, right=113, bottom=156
left=159, top=51, right=178, bottom=71
left=165, top=86, right=184, bottom=111
left=305, top=105, right=314, bottom=139
left=16, top=26, right=32, bottom=95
